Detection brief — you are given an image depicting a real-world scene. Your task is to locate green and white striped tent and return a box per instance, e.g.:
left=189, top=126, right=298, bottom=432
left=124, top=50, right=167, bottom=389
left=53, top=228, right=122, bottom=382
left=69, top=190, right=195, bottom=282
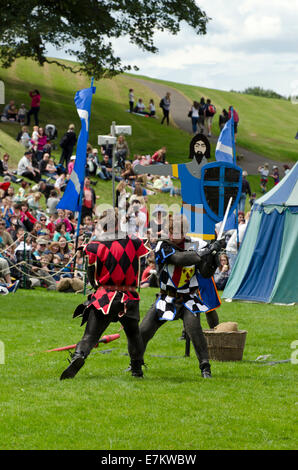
left=223, top=162, right=298, bottom=304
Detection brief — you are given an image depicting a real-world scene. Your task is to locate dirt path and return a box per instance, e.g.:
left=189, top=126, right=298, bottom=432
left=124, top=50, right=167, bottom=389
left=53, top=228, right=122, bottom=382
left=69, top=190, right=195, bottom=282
left=132, top=77, right=291, bottom=174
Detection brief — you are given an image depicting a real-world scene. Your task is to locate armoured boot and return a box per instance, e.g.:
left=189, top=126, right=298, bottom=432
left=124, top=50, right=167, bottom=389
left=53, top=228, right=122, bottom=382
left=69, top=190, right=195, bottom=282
left=200, top=361, right=212, bottom=379
left=60, top=351, right=86, bottom=380
left=130, top=359, right=144, bottom=378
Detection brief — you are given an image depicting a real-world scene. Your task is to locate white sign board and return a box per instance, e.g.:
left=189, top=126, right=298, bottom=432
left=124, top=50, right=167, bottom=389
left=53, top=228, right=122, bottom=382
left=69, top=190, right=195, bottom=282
left=98, top=135, right=117, bottom=146
left=111, top=125, right=132, bottom=136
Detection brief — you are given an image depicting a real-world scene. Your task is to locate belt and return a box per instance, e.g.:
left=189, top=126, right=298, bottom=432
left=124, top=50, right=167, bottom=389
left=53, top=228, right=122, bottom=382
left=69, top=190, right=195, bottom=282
left=97, top=285, right=137, bottom=292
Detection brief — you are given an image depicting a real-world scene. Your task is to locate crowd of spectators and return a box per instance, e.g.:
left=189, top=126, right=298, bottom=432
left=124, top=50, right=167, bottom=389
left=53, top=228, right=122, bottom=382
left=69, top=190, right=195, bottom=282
left=0, top=93, right=291, bottom=296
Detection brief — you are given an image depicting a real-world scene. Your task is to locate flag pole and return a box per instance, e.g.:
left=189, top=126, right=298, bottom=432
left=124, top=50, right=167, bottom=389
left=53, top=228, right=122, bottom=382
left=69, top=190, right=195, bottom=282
left=73, top=77, right=94, bottom=273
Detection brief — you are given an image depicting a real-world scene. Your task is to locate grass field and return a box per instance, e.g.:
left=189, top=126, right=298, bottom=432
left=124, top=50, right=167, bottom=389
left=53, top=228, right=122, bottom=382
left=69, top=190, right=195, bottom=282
left=0, top=288, right=297, bottom=450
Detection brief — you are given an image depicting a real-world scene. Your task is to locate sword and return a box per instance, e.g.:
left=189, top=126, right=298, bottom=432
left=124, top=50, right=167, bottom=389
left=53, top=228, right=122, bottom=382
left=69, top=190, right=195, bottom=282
left=217, top=197, right=233, bottom=241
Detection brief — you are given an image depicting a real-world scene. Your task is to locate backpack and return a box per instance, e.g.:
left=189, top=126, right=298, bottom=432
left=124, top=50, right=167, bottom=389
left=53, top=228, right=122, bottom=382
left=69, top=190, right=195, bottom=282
left=159, top=98, right=164, bottom=108
left=208, top=104, right=216, bottom=115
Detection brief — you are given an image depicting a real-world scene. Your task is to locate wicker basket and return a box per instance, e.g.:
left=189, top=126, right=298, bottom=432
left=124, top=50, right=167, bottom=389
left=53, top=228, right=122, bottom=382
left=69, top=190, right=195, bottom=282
left=203, top=329, right=247, bottom=361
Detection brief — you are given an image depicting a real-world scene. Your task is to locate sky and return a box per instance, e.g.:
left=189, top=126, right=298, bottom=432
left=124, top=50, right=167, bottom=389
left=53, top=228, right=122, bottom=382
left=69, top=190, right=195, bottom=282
left=47, top=0, right=298, bottom=98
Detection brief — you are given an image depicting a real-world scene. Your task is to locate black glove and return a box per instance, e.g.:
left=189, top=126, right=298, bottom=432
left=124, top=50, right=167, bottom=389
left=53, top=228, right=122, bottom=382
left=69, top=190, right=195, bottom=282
left=209, top=238, right=226, bottom=254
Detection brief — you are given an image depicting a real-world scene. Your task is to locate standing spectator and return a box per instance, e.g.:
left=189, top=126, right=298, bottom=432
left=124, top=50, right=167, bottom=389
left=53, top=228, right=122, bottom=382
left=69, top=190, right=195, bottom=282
left=26, top=90, right=41, bottom=126
left=36, top=127, right=48, bottom=161
left=283, top=164, right=290, bottom=176
left=214, top=254, right=231, bottom=290
left=228, top=106, right=239, bottom=142
left=188, top=101, right=200, bottom=134
left=219, top=109, right=229, bottom=131
left=128, top=88, right=134, bottom=113
left=82, top=177, right=97, bottom=219
left=271, top=166, right=280, bottom=186
left=59, top=124, right=77, bottom=169
left=17, top=103, right=27, bottom=124
left=258, top=163, right=269, bottom=193
left=204, top=98, right=216, bottom=137
left=198, top=97, right=206, bottom=133
left=17, top=151, right=41, bottom=183
left=238, top=171, right=251, bottom=212
left=160, top=92, right=171, bottom=126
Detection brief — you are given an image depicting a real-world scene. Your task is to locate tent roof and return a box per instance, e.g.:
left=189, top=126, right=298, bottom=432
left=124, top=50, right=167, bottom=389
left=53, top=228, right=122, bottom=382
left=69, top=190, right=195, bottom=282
left=254, top=162, right=298, bottom=209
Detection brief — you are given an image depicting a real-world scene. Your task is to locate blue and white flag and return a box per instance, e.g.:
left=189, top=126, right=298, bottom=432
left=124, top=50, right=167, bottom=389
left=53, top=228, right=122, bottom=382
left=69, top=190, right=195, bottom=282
left=215, top=112, right=235, bottom=164
left=57, top=83, right=96, bottom=212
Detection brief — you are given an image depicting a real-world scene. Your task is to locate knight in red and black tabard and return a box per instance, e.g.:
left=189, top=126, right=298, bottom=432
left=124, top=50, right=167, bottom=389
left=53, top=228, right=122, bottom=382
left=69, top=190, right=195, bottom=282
left=60, top=209, right=149, bottom=380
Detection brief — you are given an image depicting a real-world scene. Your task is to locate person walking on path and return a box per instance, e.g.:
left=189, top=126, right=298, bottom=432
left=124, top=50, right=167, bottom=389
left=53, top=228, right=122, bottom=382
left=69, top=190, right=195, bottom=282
left=189, top=101, right=200, bottom=134
left=26, top=90, right=41, bottom=126
left=160, top=92, right=171, bottom=126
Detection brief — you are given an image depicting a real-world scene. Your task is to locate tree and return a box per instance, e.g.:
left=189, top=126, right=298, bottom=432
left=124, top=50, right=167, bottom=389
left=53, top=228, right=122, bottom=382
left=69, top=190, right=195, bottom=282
left=0, top=1, right=209, bottom=79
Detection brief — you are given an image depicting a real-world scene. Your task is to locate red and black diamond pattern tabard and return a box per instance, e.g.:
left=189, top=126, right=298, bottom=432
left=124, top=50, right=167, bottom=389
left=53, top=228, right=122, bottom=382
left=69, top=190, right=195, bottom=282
left=84, top=236, right=149, bottom=288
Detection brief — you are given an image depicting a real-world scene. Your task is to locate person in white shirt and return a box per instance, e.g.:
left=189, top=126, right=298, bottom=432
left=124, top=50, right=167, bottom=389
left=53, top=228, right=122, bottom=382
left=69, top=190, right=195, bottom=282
left=17, top=151, right=41, bottom=182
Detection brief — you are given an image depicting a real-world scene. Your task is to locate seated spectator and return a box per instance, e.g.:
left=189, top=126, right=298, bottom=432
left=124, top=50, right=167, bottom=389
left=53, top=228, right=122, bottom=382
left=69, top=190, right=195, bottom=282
left=16, top=126, right=31, bottom=149
left=17, top=104, right=27, bottom=124
left=151, top=146, right=168, bottom=164
left=32, top=236, right=50, bottom=262
left=45, top=158, right=58, bottom=180
left=2, top=100, right=16, bottom=121
left=121, top=161, right=136, bottom=186
left=56, top=209, right=73, bottom=233
left=86, top=149, right=99, bottom=176
left=148, top=204, right=168, bottom=242
left=132, top=180, right=148, bottom=203
left=0, top=255, right=18, bottom=291
left=0, top=218, right=14, bottom=252
left=17, top=151, right=41, bottom=183
left=115, top=135, right=129, bottom=169
left=0, top=153, right=23, bottom=184
left=214, top=254, right=231, bottom=290
left=53, top=222, right=72, bottom=242
left=7, top=102, right=18, bottom=121
left=38, top=180, right=55, bottom=201
left=56, top=236, right=72, bottom=262
left=148, top=99, right=156, bottom=117
left=134, top=98, right=146, bottom=114
left=20, top=201, right=37, bottom=231
left=1, top=197, right=14, bottom=228
left=115, top=180, right=130, bottom=209
left=97, top=154, right=112, bottom=180
left=27, top=191, right=42, bottom=213
left=54, top=172, right=67, bottom=195
left=46, top=189, right=60, bottom=215
left=124, top=198, right=147, bottom=238
left=140, top=255, right=158, bottom=288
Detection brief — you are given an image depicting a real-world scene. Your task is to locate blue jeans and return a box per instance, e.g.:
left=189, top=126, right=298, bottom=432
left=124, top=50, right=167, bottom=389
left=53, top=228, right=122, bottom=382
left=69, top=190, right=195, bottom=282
left=191, top=117, right=199, bottom=133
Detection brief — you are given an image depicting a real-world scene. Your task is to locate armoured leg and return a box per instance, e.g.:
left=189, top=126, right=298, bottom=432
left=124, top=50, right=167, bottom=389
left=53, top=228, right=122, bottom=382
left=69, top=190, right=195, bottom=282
left=139, top=303, right=166, bottom=358
left=60, top=307, right=111, bottom=380
left=205, top=309, right=219, bottom=329
left=120, top=315, right=144, bottom=378
left=182, top=308, right=212, bottom=378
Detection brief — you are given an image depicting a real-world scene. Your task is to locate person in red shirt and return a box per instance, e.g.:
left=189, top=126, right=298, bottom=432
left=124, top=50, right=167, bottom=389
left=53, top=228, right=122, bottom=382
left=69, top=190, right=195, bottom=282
left=60, top=209, right=150, bottom=380
left=26, top=89, right=41, bottom=126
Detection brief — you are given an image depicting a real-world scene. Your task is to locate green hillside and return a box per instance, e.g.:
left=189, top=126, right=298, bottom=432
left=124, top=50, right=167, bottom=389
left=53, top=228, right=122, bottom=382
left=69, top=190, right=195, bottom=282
left=129, top=74, right=298, bottom=163
left=0, top=58, right=191, bottom=168
left=1, top=57, right=298, bottom=168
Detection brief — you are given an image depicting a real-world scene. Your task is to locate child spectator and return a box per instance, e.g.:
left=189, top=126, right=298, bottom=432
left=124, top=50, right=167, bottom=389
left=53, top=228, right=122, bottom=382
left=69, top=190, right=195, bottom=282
left=17, top=104, right=27, bottom=124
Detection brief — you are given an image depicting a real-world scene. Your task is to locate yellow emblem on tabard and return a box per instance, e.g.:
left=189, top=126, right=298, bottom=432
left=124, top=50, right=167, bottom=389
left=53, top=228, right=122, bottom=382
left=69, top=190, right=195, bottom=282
left=177, top=266, right=195, bottom=287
